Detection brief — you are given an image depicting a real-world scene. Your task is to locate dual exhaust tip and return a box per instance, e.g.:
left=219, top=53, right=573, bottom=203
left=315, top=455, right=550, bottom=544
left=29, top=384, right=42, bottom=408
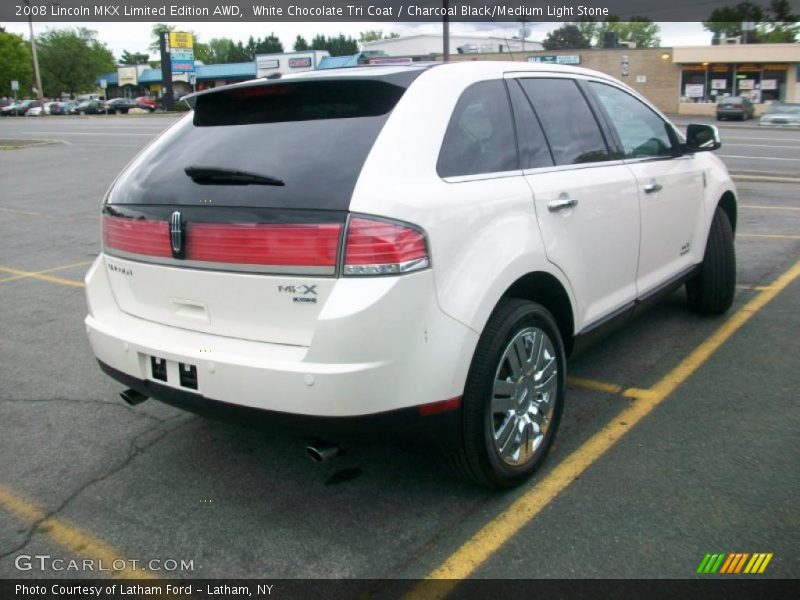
left=305, top=441, right=340, bottom=463
left=119, top=389, right=341, bottom=463
left=119, top=388, right=148, bottom=406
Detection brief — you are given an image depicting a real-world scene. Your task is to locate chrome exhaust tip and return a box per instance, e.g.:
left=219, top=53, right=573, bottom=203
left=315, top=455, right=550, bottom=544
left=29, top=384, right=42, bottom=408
left=119, top=388, right=148, bottom=406
left=305, top=441, right=340, bottom=464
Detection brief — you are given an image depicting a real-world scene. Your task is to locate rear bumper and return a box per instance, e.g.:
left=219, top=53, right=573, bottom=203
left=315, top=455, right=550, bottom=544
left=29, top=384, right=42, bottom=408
left=85, top=255, right=478, bottom=418
left=98, top=360, right=462, bottom=446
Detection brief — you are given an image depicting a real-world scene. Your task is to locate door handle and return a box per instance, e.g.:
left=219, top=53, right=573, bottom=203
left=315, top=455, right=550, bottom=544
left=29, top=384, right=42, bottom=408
left=547, top=198, right=578, bottom=212
left=644, top=182, right=663, bottom=194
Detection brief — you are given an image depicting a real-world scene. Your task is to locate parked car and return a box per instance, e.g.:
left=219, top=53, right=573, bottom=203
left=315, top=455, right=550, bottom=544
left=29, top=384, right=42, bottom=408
left=758, top=102, right=800, bottom=127
left=74, top=100, right=106, bottom=115
left=26, top=102, right=58, bottom=116
left=86, top=63, right=737, bottom=488
left=716, top=96, right=755, bottom=121
left=135, top=96, right=157, bottom=112
left=104, top=98, right=140, bottom=114
left=49, top=101, right=78, bottom=115
left=1, top=100, right=40, bottom=116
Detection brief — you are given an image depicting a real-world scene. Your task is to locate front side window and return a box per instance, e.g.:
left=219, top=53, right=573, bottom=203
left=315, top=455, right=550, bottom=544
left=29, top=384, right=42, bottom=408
left=437, top=80, right=518, bottom=178
left=589, top=82, right=675, bottom=159
left=518, top=78, right=610, bottom=166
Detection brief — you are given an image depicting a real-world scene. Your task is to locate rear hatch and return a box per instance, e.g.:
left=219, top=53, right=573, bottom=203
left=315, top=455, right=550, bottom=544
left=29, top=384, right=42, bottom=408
left=102, top=73, right=422, bottom=346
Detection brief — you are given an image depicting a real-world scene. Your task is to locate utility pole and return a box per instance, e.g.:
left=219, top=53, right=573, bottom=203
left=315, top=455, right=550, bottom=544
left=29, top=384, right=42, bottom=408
left=442, top=0, right=450, bottom=62
left=24, top=0, right=45, bottom=111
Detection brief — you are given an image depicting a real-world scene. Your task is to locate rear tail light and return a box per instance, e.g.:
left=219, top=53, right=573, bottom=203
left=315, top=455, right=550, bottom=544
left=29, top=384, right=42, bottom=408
left=343, top=217, right=429, bottom=276
left=103, top=214, right=430, bottom=276
left=103, top=215, right=171, bottom=257
left=186, top=223, right=340, bottom=267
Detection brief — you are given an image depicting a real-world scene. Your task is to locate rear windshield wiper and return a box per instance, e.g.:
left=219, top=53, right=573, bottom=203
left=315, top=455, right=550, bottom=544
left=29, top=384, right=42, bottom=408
left=185, top=166, right=285, bottom=186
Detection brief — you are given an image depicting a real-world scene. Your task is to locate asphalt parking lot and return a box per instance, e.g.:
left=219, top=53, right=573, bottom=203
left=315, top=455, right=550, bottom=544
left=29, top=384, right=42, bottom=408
left=0, top=115, right=798, bottom=585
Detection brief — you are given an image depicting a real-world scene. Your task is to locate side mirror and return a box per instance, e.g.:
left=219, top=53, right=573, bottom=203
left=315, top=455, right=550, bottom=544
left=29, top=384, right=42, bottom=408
left=684, top=124, right=721, bottom=153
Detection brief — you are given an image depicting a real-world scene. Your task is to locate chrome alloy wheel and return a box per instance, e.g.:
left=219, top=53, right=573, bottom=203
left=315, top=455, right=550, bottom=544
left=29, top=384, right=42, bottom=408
left=491, top=327, right=558, bottom=466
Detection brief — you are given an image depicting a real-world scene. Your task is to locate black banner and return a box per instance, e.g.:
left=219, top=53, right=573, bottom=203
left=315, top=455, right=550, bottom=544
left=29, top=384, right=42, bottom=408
left=1, top=579, right=798, bottom=600
left=2, top=0, right=794, bottom=22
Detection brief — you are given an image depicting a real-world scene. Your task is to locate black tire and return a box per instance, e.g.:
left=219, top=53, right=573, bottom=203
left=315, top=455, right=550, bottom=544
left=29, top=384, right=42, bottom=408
left=686, top=207, right=736, bottom=315
left=449, top=299, right=566, bottom=489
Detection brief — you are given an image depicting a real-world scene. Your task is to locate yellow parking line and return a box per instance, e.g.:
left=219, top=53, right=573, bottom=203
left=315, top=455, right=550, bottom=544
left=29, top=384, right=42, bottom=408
left=413, top=260, right=800, bottom=592
left=0, top=260, right=93, bottom=284
left=0, top=266, right=85, bottom=288
left=740, top=204, right=800, bottom=211
left=566, top=377, right=623, bottom=395
left=0, top=485, right=157, bottom=580
left=738, top=233, right=800, bottom=240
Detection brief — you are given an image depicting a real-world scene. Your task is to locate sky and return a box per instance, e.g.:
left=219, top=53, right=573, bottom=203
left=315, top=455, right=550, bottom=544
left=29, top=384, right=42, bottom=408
left=1, top=21, right=712, bottom=59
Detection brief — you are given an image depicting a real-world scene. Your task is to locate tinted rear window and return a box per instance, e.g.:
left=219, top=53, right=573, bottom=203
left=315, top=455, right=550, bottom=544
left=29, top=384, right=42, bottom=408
left=107, top=78, right=411, bottom=210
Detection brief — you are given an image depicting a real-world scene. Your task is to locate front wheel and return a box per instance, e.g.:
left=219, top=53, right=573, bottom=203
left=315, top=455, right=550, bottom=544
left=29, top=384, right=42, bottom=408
left=451, top=299, right=565, bottom=489
left=686, top=207, right=736, bottom=315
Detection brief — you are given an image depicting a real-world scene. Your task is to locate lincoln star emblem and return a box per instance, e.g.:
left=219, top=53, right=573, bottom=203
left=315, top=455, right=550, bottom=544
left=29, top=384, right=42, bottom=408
left=170, top=211, right=185, bottom=258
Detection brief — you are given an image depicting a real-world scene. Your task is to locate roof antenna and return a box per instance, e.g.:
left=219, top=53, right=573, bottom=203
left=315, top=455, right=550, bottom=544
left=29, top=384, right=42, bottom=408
left=504, top=37, right=516, bottom=62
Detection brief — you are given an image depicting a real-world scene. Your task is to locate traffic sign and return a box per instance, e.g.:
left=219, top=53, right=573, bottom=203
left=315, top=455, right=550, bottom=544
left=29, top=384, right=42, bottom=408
left=11, top=80, right=19, bottom=91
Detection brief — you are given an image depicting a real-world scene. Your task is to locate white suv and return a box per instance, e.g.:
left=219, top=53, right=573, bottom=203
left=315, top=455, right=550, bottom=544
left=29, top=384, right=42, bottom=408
left=85, top=62, right=737, bottom=488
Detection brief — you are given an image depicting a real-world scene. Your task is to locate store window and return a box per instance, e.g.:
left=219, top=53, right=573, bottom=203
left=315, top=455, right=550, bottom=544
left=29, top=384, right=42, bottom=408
left=681, top=63, right=787, bottom=104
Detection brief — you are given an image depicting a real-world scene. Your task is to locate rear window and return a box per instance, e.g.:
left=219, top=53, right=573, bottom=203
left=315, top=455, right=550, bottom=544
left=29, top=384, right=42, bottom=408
left=107, top=78, right=412, bottom=210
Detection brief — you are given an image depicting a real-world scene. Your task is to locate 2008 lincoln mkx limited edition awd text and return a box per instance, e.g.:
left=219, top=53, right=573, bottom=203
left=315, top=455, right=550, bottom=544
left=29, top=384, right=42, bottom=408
left=85, top=62, right=737, bottom=488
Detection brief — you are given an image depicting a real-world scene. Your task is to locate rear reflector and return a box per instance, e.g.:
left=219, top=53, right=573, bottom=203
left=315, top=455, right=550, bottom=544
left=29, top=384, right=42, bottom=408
left=344, top=217, right=429, bottom=276
left=103, top=215, right=171, bottom=257
left=418, top=396, right=462, bottom=416
left=186, top=223, right=341, bottom=266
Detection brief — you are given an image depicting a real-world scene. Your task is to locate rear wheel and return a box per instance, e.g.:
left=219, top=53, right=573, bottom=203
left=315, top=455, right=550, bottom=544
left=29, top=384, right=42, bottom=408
left=450, top=299, right=565, bottom=489
left=686, top=207, right=736, bottom=315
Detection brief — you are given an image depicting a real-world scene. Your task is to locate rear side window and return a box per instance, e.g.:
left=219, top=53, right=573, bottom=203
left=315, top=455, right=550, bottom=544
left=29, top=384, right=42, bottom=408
left=588, top=82, right=675, bottom=159
left=107, top=78, right=413, bottom=210
left=507, top=80, right=554, bottom=170
left=437, top=80, right=518, bottom=178
left=518, top=78, right=610, bottom=166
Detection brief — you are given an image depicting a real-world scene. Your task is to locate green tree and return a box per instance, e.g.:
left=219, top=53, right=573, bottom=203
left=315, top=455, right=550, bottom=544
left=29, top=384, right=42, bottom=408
left=570, top=17, right=599, bottom=46
left=293, top=35, right=309, bottom=51
left=246, top=34, right=284, bottom=57
left=596, top=17, right=661, bottom=48
left=542, top=24, right=592, bottom=50
left=149, top=23, right=175, bottom=53
left=36, top=28, right=115, bottom=97
left=359, top=30, right=400, bottom=42
left=702, top=2, right=765, bottom=42
left=309, top=34, right=359, bottom=56
left=0, top=31, right=32, bottom=97
left=120, top=49, right=149, bottom=65
left=758, top=0, right=799, bottom=42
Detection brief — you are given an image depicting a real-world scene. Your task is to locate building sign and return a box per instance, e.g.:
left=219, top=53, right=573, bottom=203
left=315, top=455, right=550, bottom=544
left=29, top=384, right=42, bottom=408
left=256, top=57, right=279, bottom=70
left=288, top=57, right=312, bottom=68
left=761, top=79, right=777, bottom=90
left=685, top=84, right=705, bottom=98
left=711, top=79, right=728, bottom=90
left=117, top=66, right=138, bottom=87
left=739, top=79, right=755, bottom=90
left=528, top=55, right=581, bottom=65
left=167, top=32, right=194, bottom=73
left=169, top=32, right=193, bottom=49
left=171, top=48, right=195, bottom=73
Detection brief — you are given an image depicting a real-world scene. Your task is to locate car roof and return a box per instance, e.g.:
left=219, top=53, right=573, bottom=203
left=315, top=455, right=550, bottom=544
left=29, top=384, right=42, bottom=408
left=183, top=61, right=624, bottom=108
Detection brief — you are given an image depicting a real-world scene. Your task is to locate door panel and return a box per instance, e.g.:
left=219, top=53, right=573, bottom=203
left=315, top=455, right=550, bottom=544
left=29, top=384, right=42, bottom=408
left=584, top=80, right=706, bottom=296
left=526, top=167, right=640, bottom=329
left=626, top=158, right=705, bottom=295
left=508, top=75, right=640, bottom=330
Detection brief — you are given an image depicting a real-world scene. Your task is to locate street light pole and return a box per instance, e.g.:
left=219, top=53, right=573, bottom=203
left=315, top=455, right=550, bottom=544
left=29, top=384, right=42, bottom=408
left=24, top=0, right=45, bottom=111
